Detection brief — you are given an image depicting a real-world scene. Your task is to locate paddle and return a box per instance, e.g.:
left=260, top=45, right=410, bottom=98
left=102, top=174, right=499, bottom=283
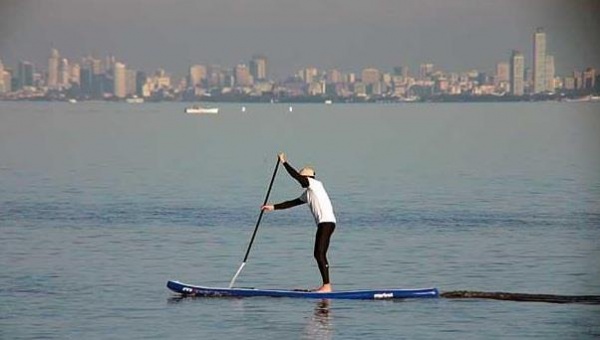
left=229, top=158, right=280, bottom=288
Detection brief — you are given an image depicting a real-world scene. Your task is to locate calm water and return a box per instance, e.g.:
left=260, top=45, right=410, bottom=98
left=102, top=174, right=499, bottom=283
left=1, top=101, right=599, bottom=339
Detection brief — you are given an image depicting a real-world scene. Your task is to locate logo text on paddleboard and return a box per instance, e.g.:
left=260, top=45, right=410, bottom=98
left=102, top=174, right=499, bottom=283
left=374, top=293, right=394, bottom=299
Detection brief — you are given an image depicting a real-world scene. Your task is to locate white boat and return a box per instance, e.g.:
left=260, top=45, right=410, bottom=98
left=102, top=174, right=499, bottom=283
left=126, top=96, right=144, bottom=104
left=185, top=106, right=219, bottom=114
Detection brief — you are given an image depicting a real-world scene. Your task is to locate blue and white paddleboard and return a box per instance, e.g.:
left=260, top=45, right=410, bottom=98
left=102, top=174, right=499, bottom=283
left=167, top=280, right=439, bottom=300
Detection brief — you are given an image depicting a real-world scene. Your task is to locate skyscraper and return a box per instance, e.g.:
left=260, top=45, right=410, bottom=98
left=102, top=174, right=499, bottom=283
left=533, top=27, right=546, bottom=93
left=18, top=61, right=34, bottom=89
left=126, top=69, right=137, bottom=96
left=113, top=62, right=127, bottom=98
left=495, top=62, right=510, bottom=84
left=48, top=48, right=60, bottom=88
left=510, top=50, right=525, bottom=96
left=545, top=55, right=555, bottom=92
left=80, top=65, right=93, bottom=97
left=135, top=71, right=147, bottom=97
left=60, top=58, right=70, bottom=87
left=249, top=55, right=267, bottom=81
left=189, top=64, right=207, bottom=87
left=0, top=58, right=9, bottom=93
left=70, top=63, right=80, bottom=85
left=234, top=64, right=253, bottom=87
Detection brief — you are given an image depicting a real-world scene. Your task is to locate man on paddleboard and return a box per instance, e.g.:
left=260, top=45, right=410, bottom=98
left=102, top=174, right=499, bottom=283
left=262, top=153, right=337, bottom=293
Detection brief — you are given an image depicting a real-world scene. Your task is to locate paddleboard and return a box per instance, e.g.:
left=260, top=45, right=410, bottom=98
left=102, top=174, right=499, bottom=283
left=167, top=280, right=439, bottom=300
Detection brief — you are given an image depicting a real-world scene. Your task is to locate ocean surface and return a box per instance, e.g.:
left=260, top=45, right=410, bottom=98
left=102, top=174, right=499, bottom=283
left=1, top=101, right=599, bottom=339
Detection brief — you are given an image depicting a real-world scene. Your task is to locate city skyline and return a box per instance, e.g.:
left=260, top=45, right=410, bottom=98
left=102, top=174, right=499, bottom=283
left=0, top=25, right=594, bottom=82
left=0, top=0, right=599, bottom=78
left=1, top=24, right=598, bottom=103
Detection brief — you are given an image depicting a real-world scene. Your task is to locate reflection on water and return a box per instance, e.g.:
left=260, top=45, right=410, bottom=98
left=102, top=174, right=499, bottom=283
left=303, top=299, right=332, bottom=340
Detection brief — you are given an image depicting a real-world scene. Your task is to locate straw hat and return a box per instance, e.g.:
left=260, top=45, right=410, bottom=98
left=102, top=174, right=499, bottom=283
left=299, top=166, right=315, bottom=177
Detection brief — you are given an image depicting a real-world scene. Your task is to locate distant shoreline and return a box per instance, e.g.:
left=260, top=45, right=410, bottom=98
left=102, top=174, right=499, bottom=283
left=2, top=94, right=599, bottom=104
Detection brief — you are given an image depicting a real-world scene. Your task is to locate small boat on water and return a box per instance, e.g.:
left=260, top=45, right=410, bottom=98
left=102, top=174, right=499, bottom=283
left=126, top=96, right=144, bottom=104
left=185, top=105, right=219, bottom=114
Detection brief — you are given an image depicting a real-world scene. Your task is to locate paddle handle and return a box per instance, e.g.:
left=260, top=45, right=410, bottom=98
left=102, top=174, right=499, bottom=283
left=229, top=158, right=280, bottom=288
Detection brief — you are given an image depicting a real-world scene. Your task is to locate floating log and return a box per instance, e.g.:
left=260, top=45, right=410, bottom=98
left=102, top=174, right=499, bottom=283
left=441, top=291, right=600, bottom=304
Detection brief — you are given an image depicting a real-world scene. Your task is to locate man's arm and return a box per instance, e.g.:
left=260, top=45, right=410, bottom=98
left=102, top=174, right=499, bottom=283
left=279, top=153, right=309, bottom=188
left=262, top=198, right=305, bottom=211
left=274, top=198, right=305, bottom=210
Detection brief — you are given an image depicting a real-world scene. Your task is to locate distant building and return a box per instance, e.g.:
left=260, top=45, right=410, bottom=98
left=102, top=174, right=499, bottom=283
left=346, top=73, right=356, bottom=84
left=419, top=63, right=434, bottom=80
left=70, top=63, right=80, bottom=85
left=563, top=76, right=575, bottom=90
left=234, top=64, right=253, bottom=87
left=393, top=66, right=409, bottom=79
left=307, top=81, right=325, bottom=96
left=576, top=71, right=585, bottom=89
left=249, top=55, right=267, bottom=81
left=533, top=27, right=546, bottom=93
left=523, top=67, right=532, bottom=85
left=146, top=69, right=171, bottom=93
left=135, top=71, right=147, bottom=97
left=189, top=64, right=206, bottom=87
left=353, top=82, right=367, bottom=97
left=18, top=61, right=34, bottom=89
left=496, top=62, right=510, bottom=84
left=84, top=56, right=105, bottom=98
left=105, top=55, right=116, bottom=74
left=80, top=65, right=93, bottom=96
left=87, top=57, right=103, bottom=75
left=495, top=61, right=510, bottom=92
left=510, top=50, right=525, bottom=96
left=300, top=67, right=318, bottom=84
left=361, top=68, right=381, bottom=85
left=326, top=69, right=343, bottom=84
left=0, top=58, right=11, bottom=93
left=126, top=69, right=137, bottom=96
left=545, top=55, right=555, bottom=92
left=60, top=58, right=70, bottom=88
left=370, top=81, right=384, bottom=95
left=113, top=62, right=126, bottom=98
left=583, top=68, right=596, bottom=89
left=207, top=65, right=225, bottom=88
left=435, top=78, right=449, bottom=93
left=47, top=48, right=60, bottom=88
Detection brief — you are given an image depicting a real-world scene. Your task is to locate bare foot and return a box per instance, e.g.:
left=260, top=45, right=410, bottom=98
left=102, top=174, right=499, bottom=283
left=313, top=284, right=332, bottom=293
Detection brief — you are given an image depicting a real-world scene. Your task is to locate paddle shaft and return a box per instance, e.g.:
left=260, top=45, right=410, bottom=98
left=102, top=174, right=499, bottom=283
left=229, top=158, right=280, bottom=288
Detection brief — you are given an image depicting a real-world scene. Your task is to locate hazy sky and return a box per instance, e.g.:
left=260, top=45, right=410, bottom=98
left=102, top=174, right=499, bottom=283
left=0, top=0, right=598, bottom=78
